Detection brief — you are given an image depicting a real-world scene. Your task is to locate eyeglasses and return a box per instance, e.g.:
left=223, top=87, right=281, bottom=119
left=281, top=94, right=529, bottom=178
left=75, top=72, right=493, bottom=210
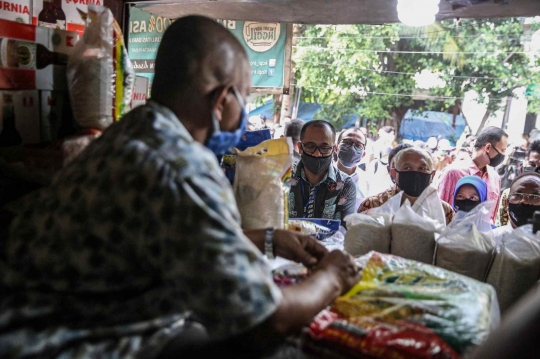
left=509, top=193, right=540, bottom=205
left=340, top=139, right=365, bottom=150
left=301, top=143, right=334, bottom=156
left=455, top=194, right=480, bottom=201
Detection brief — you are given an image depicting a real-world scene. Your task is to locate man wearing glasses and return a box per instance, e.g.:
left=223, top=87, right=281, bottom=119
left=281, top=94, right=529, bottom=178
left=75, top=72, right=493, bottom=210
left=288, top=120, right=356, bottom=226
left=437, top=126, right=508, bottom=223
left=494, top=172, right=540, bottom=239
left=335, top=128, right=369, bottom=211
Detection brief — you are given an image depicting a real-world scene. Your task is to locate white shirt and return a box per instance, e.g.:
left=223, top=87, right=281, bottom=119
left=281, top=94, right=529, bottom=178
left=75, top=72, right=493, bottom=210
left=349, top=166, right=369, bottom=211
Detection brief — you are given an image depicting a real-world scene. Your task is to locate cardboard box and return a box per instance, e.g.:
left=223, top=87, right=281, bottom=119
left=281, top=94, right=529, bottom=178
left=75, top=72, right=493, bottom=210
left=0, top=0, right=32, bottom=24
left=0, top=90, right=40, bottom=145
left=0, top=19, right=79, bottom=90
left=33, top=0, right=101, bottom=35
left=131, top=75, right=148, bottom=109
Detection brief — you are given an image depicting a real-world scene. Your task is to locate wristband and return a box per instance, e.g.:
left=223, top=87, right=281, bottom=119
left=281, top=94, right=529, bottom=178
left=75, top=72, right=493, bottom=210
left=264, top=227, right=275, bottom=259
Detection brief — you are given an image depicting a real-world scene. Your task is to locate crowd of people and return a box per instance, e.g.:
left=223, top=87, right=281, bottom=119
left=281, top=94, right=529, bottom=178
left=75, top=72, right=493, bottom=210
left=2, top=13, right=540, bottom=359
left=281, top=117, right=540, bottom=233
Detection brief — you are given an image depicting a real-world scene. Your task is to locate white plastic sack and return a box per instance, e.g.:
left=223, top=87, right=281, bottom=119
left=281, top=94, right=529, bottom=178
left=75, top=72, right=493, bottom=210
left=67, top=6, right=135, bottom=130
left=486, top=224, right=540, bottom=313
left=390, top=186, right=446, bottom=264
left=434, top=201, right=497, bottom=282
left=343, top=192, right=403, bottom=257
left=234, top=137, right=292, bottom=230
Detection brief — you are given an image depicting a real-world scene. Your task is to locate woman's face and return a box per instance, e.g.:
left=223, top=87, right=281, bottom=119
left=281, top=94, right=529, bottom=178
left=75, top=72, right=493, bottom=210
left=456, top=184, right=480, bottom=201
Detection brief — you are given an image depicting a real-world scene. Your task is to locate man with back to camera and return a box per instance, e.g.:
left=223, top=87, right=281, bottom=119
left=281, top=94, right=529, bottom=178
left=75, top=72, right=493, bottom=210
left=437, top=126, right=508, bottom=223
left=288, top=120, right=356, bottom=226
left=0, top=16, right=361, bottom=359
left=335, top=127, right=369, bottom=211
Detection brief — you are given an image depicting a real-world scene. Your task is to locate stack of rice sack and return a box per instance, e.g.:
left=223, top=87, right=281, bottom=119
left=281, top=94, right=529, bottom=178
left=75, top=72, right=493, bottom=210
left=345, top=186, right=446, bottom=264
left=303, top=252, right=500, bottom=359
left=434, top=202, right=497, bottom=283
left=485, top=224, right=540, bottom=313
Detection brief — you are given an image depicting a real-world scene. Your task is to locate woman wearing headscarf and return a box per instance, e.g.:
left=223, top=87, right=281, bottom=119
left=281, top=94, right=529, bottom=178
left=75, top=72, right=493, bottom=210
left=453, top=175, right=488, bottom=213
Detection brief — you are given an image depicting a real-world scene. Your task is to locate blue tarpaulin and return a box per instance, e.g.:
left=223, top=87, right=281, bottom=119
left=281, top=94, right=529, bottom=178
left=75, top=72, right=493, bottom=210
left=399, top=110, right=466, bottom=144
left=248, top=100, right=321, bottom=121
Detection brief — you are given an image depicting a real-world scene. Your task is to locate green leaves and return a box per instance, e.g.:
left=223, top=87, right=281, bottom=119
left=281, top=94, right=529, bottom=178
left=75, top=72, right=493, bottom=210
left=294, top=17, right=540, bottom=130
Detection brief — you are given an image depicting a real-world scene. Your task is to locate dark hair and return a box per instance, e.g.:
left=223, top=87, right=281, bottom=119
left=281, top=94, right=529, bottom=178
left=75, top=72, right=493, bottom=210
left=474, top=126, right=508, bottom=148
left=381, top=126, right=395, bottom=134
left=284, top=119, right=305, bottom=142
left=510, top=171, right=540, bottom=192
left=337, top=127, right=365, bottom=143
left=151, top=16, right=247, bottom=101
left=388, top=143, right=414, bottom=167
left=300, top=120, right=336, bottom=142
left=528, top=140, right=540, bottom=156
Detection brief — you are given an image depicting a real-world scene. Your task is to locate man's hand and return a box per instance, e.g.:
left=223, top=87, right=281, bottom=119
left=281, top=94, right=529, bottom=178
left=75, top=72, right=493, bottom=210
left=273, top=229, right=328, bottom=267
left=313, top=250, right=361, bottom=295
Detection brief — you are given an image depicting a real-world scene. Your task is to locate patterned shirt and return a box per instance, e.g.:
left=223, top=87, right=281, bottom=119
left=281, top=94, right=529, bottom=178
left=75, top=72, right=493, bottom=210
left=288, top=161, right=356, bottom=225
left=496, top=187, right=510, bottom=227
left=0, top=101, right=282, bottom=359
left=358, top=185, right=455, bottom=225
left=436, top=157, right=501, bottom=223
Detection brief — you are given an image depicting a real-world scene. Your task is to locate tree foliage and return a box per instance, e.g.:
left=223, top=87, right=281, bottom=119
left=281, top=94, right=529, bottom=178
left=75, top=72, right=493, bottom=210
left=293, top=18, right=540, bottom=132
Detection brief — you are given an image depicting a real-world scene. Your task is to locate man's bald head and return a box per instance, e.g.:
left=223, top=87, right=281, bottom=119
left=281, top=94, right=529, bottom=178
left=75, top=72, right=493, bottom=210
left=151, top=16, right=249, bottom=103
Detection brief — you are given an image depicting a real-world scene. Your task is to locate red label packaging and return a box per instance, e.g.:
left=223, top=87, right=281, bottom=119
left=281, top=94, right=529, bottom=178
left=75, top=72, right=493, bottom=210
left=0, top=18, right=79, bottom=90
left=33, top=0, right=102, bottom=36
left=0, top=0, right=32, bottom=24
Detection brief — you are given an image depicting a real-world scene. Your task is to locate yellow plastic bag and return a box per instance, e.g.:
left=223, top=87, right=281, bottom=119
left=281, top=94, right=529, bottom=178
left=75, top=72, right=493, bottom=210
left=233, top=137, right=292, bottom=229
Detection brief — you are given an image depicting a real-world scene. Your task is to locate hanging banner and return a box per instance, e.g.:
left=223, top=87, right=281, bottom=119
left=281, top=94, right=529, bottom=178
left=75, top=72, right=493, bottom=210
left=127, top=5, right=289, bottom=94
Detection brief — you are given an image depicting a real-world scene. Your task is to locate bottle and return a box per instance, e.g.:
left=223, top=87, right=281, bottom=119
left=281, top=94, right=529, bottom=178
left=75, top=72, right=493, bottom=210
left=52, top=0, right=66, bottom=30
left=38, top=0, right=56, bottom=29
left=0, top=94, right=22, bottom=147
left=0, top=38, right=68, bottom=70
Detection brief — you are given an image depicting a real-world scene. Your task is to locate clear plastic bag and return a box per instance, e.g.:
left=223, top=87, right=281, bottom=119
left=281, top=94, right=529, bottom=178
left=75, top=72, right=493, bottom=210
left=434, top=201, right=497, bottom=282
left=486, top=224, right=540, bottom=313
left=307, top=252, right=500, bottom=358
left=233, top=137, right=292, bottom=229
left=343, top=192, right=403, bottom=257
left=390, top=186, right=446, bottom=264
left=67, top=5, right=134, bottom=130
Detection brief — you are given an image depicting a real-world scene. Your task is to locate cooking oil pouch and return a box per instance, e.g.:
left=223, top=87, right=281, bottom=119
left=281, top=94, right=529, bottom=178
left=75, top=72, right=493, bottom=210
left=233, top=137, right=292, bottom=229
left=67, top=5, right=134, bottom=130
left=306, top=252, right=500, bottom=358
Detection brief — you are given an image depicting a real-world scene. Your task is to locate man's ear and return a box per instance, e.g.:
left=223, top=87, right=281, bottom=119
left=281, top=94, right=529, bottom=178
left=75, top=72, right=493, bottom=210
left=391, top=168, right=397, bottom=180
left=211, top=86, right=231, bottom=122
left=334, top=144, right=339, bottom=153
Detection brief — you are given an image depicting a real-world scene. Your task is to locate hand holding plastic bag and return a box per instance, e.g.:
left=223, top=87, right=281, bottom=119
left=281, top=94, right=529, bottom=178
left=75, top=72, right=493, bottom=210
left=435, top=201, right=497, bottom=282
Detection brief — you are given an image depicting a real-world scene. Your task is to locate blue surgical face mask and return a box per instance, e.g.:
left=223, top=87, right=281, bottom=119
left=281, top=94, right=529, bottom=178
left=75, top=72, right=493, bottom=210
left=206, top=87, right=247, bottom=156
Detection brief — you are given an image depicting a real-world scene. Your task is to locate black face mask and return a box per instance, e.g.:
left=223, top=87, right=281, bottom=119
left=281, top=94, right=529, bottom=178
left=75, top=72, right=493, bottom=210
left=302, top=152, right=333, bottom=175
left=487, top=145, right=504, bottom=167
left=395, top=170, right=432, bottom=197
left=454, top=199, right=480, bottom=213
left=523, top=166, right=540, bottom=173
left=508, top=203, right=540, bottom=227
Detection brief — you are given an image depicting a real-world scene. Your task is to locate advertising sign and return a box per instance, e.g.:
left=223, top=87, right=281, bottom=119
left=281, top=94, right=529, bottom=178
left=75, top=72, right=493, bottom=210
left=131, top=76, right=149, bottom=109
left=0, top=0, right=32, bottom=24
left=127, top=5, right=289, bottom=94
